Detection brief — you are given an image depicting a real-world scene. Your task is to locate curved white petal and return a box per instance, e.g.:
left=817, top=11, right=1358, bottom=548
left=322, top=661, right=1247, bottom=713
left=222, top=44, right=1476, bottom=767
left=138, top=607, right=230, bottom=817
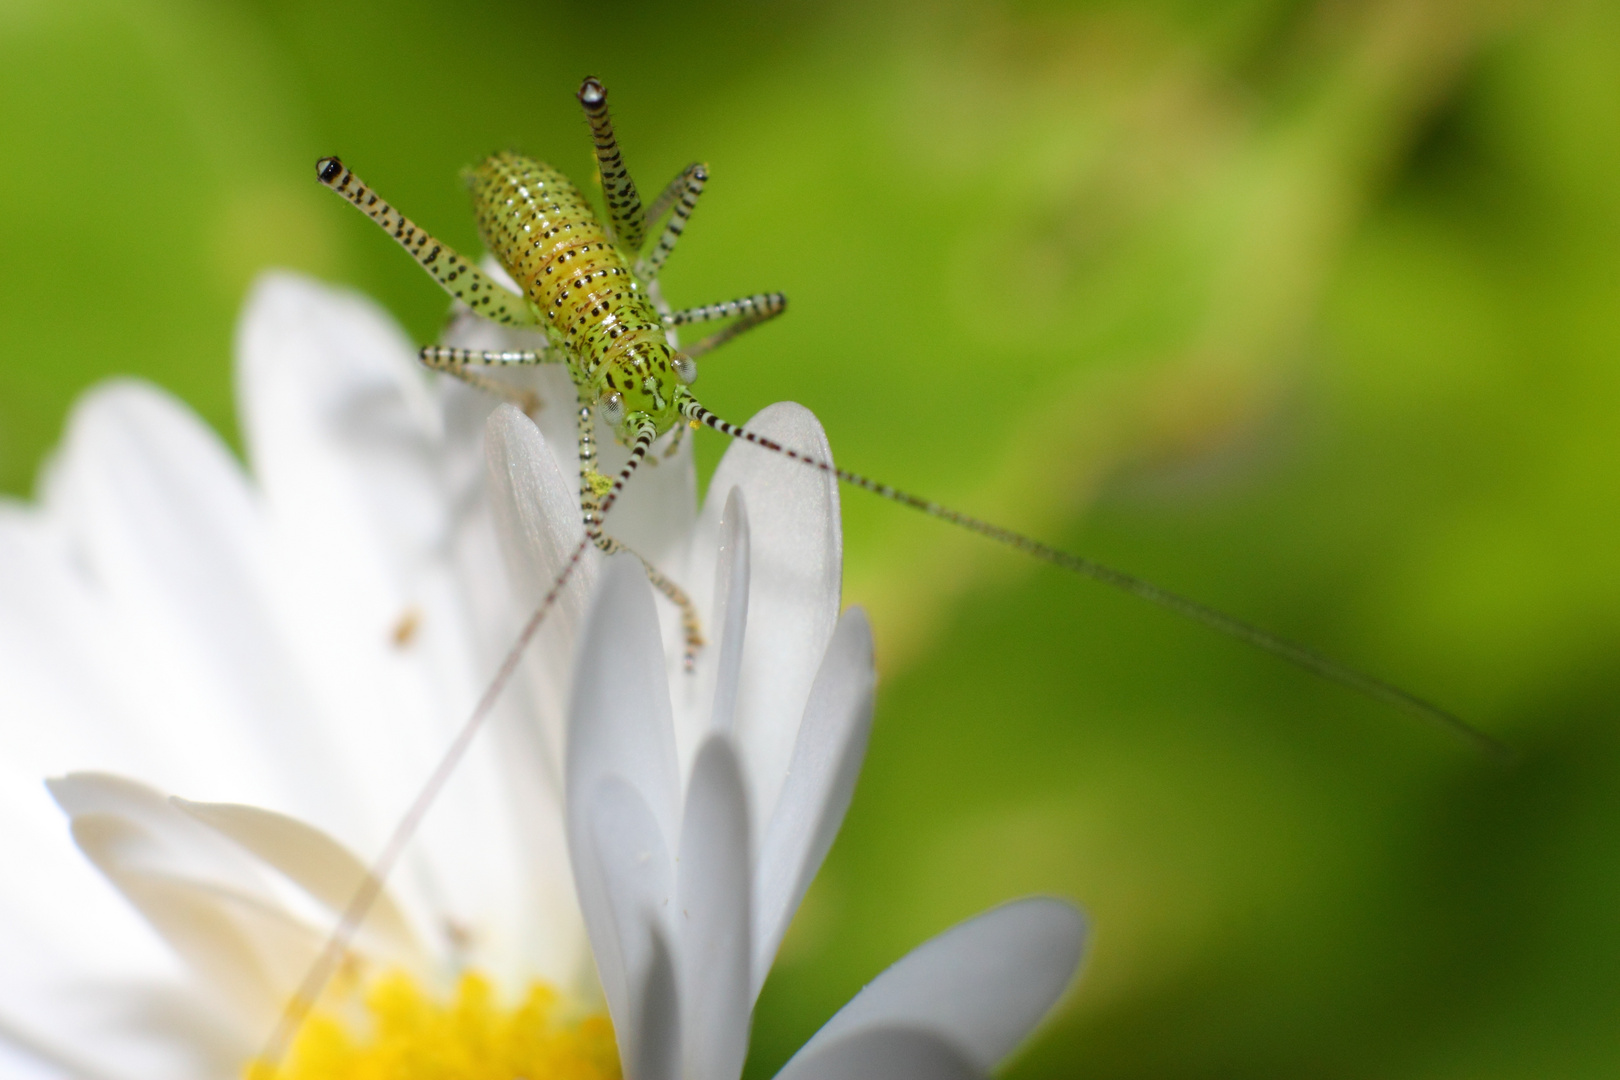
left=567, top=554, right=681, bottom=851
left=47, top=775, right=266, bottom=896
left=484, top=404, right=598, bottom=777
left=47, top=775, right=309, bottom=1033
left=0, top=1021, right=107, bottom=1080
left=686, top=403, right=841, bottom=832
left=0, top=504, right=160, bottom=782
left=774, top=1027, right=980, bottom=1080
left=780, top=898, right=1085, bottom=1076
left=752, top=608, right=876, bottom=992
left=580, top=776, right=674, bottom=1075
left=233, top=274, right=531, bottom=944
left=170, top=799, right=421, bottom=964
left=37, top=382, right=315, bottom=810
left=631, top=922, right=682, bottom=1080
left=677, top=736, right=753, bottom=1080
left=706, top=489, right=751, bottom=741
left=483, top=404, right=610, bottom=989
left=0, top=764, right=203, bottom=1080
left=567, top=555, right=683, bottom=1061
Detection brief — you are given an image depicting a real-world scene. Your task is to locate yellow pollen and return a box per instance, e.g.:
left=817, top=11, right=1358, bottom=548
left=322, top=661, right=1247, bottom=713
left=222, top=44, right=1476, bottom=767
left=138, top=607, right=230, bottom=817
left=245, top=971, right=619, bottom=1080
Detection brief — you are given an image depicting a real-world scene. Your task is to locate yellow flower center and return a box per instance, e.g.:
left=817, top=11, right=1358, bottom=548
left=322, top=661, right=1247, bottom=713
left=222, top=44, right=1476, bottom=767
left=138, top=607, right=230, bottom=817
left=246, top=971, right=619, bottom=1080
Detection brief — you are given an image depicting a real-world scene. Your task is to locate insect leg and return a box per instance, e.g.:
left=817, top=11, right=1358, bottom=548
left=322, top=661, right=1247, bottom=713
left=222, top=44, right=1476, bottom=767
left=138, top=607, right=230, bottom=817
left=666, top=293, right=788, bottom=359
left=661, top=417, right=690, bottom=460
left=575, top=389, right=705, bottom=667
left=418, top=346, right=561, bottom=415
left=315, top=157, right=538, bottom=329
left=635, top=163, right=708, bottom=280
left=589, top=532, right=705, bottom=671
left=577, top=77, right=645, bottom=256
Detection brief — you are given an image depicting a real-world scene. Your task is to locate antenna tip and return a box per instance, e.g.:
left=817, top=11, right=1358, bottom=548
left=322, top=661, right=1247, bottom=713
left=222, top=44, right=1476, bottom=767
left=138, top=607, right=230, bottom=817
left=578, top=77, right=606, bottom=107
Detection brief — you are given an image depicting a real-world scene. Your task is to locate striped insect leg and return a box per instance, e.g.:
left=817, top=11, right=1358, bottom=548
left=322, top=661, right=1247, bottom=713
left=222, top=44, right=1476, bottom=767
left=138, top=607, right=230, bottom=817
left=315, top=157, right=538, bottom=328
left=636, top=162, right=708, bottom=280
left=577, top=77, right=646, bottom=256
left=666, top=293, right=788, bottom=359
left=418, top=346, right=561, bottom=415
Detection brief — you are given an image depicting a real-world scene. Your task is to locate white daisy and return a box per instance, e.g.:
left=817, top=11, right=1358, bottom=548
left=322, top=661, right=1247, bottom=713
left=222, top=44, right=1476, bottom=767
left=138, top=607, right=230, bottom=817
left=0, top=271, right=1084, bottom=1080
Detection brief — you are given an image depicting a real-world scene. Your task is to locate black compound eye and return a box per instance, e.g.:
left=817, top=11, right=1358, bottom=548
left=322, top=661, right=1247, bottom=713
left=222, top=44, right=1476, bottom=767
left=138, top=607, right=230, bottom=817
left=316, top=156, right=344, bottom=183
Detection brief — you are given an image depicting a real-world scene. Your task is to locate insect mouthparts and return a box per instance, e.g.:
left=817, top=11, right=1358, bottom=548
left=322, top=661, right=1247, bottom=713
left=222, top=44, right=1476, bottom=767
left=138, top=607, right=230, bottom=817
left=316, top=156, right=344, bottom=183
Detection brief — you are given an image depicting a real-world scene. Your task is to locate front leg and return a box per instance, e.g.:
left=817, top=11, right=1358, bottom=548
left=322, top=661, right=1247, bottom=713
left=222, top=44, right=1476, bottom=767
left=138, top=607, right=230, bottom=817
left=316, top=157, right=539, bottom=328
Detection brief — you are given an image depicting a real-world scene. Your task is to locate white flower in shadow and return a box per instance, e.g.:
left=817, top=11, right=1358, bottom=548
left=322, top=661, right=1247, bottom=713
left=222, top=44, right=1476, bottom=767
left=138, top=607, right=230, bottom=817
left=564, top=556, right=1086, bottom=1080
left=491, top=329, right=1087, bottom=1079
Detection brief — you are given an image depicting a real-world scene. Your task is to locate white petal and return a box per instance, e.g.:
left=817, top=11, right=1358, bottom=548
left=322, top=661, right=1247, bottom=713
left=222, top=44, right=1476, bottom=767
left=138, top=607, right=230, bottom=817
left=567, top=556, right=682, bottom=1059
left=171, top=799, right=421, bottom=963
left=0, top=505, right=155, bottom=779
left=73, top=817, right=319, bottom=1032
left=780, top=899, right=1085, bottom=1075
left=631, top=923, right=682, bottom=1080
left=239, top=274, right=576, bottom=982
left=707, top=489, right=751, bottom=740
left=38, top=382, right=320, bottom=809
left=48, top=774, right=264, bottom=895
left=46, top=775, right=336, bottom=1030
left=687, top=403, right=841, bottom=830
left=580, top=776, right=674, bottom=1077
left=774, top=1028, right=979, bottom=1080
left=0, top=765, right=213, bottom=1080
left=677, top=736, right=752, bottom=1080
left=485, top=404, right=598, bottom=780
left=483, top=404, right=607, bottom=989
left=567, top=554, right=682, bottom=850
left=0, top=1022, right=101, bottom=1080
left=233, top=274, right=524, bottom=901
left=752, top=609, right=876, bottom=992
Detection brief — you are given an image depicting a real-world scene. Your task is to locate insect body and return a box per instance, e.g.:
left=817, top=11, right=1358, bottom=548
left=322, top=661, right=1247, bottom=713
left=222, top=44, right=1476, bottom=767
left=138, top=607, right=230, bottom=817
left=316, top=80, right=788, bottom=660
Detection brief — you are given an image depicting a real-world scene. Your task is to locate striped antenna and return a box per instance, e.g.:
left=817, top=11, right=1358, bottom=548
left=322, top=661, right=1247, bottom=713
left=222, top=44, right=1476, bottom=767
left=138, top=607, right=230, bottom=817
left=577, top=77, right=645, bottom=255
left=679, top=400, right=1511, bottom=759
left=257, top=424, right=659, bottom=1072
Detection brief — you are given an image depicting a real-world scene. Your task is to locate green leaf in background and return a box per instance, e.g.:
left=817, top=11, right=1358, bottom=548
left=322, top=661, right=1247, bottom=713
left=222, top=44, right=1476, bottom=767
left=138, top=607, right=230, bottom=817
left=3, top=1, right=1619, bottom=1077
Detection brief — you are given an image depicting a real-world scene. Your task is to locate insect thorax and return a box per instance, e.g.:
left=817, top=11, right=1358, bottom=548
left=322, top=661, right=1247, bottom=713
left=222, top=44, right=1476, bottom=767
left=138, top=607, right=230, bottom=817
left=468, top=151, right=686, bottom=440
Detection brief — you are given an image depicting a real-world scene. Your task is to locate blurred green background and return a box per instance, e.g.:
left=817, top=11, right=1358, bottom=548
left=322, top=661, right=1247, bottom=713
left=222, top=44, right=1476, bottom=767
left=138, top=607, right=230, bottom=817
left=4, top=0, right=1619, bottom=1075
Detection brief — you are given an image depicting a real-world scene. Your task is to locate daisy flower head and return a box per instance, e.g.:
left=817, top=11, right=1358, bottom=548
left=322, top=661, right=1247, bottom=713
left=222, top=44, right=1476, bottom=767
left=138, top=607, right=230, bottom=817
left=0, top=271, right=1085, bottom=1080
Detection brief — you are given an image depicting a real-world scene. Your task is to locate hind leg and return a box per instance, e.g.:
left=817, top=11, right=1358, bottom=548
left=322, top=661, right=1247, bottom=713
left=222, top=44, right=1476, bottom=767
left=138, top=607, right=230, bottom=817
left=574, top=385, right=705, bottom=668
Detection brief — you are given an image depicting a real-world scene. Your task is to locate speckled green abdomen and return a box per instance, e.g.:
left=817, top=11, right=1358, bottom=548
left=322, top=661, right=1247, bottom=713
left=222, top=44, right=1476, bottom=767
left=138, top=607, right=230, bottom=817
left=467, top=152, right=687, bottom=436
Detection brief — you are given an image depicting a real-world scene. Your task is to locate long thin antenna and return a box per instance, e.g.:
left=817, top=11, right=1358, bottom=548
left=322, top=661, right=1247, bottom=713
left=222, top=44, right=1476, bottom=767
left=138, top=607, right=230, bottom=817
left=681, top=401, right=1510, bottom=758
left=258, top=425, right=658, bottom=1071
